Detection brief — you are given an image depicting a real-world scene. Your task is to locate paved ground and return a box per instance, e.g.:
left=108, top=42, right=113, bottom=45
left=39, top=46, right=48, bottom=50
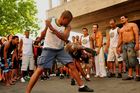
left=0, top=76, right=140, bottom=93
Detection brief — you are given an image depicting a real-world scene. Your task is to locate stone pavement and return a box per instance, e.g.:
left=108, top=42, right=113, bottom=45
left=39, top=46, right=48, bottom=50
left=0, top=76, right=140, bottom=93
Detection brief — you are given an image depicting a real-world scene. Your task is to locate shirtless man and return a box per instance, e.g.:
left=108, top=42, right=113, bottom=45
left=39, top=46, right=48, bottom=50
left=117, top=16, right=139, bottom=80
left=91, top=24, right=107, bottom=77
left=25, top=10, right=93, bottom=93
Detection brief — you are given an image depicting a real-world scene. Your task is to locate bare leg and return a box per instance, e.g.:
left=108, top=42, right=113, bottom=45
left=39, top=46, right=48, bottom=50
left=123, top=61, right=126, bottom=72
left=118, top=62, right=123, bottom=73
left=4, top=72, right=10, bottom=86
left=110, top=62, right=113, bottom=73
left=113, top=62, right=116, bottom=74
left=67, top=63, right=84, bottom=86
left=26, top=67, right=43, bottom=93
left=75, top=61, right=86, bottom=78
left=136, top=66, right=139, bottom=76
left=128, top=68, right=133, bottom=77
left=29, top=70, right=34, bottom=77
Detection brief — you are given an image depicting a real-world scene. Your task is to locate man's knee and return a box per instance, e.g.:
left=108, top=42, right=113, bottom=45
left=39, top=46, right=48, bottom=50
left=67, top=62, right=76, bottom=70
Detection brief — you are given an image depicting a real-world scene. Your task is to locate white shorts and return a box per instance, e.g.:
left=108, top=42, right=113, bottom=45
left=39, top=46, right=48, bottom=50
left=137, top=50, right=140, bottom=58
left=21, top=55, right=35, bottom=71
left=137, top=58, right=140, bottom=64
left=107, top=47, right=123, bottom=62
left=137, top=50, right=140, bottom=64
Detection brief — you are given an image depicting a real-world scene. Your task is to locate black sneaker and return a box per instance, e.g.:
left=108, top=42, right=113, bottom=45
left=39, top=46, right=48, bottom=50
left=107, top=72, right=111, bottom=78
left=66, top=74, right=70, bottom=78
left=78, top=86, right=94, bottom=92
left=122, top=76, right=133, bottom=80
left=111, top=73, right=116, bottom=77
left=60, top=75, right=64, bottom=79
left=135, top=76, right=140, bottom=81
left=40, top=76, right=45, bottom=81
left=116, top=73, right=122, bottom=78
left=71, top=79, right=76, bottom=85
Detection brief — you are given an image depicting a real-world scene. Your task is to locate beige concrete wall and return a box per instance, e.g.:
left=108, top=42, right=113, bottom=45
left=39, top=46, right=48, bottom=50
left=46, top=0, right=140, bottom=36
left=71, top=0, right=140, bottom=34
left=73, top=10, right=140, bottom=35
left=47, top=0, right=128, bottom=18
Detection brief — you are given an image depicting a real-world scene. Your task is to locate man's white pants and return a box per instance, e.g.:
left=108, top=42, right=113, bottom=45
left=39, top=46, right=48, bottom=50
left=95, top=47, right=107, bottom=77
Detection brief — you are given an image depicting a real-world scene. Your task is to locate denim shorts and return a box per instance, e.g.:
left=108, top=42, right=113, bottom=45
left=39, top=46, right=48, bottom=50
left=37, top=48, right=73, bottom=69
left=122, top=42, right=139, bottom=68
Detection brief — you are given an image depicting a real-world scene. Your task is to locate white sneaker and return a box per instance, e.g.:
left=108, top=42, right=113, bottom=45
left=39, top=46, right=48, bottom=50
left=100, top=75, right=106, bottom=78
left=80, top=75, right=83, bottom=79
left=94, top=75, right=99, bottom=78
left=21, top=77, right=25, bottom=83
left=86, top=74, right=90, bottom=78
left=50, top=74, right=56, bottom=77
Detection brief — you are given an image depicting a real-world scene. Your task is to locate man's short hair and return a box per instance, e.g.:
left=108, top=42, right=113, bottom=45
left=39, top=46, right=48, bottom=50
left=25, top=29, right=30, bottom=32
left=121, top=15, right=128, bottom=18
left=12, top=36, right=19, bottom=39
left=93, top=24, right=99, bottom=28
left=82, top=28, right=88, bottom=31
left=61, top=10, right=73, bottom=21
left=110, top=19, right=116, bottom=23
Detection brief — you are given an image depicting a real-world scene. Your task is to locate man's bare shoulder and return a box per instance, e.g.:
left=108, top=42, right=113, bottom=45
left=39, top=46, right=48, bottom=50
left=90, top=33, right=94, bottom=38
left=89, top=35, right=93, bottom=39
left=119, top=27, right=124, bottom=33
left=97, top=31, right=102, bottom=36
left=129, top=22, right=138, bottom=27
left=4, top=41, right=10, bottom=48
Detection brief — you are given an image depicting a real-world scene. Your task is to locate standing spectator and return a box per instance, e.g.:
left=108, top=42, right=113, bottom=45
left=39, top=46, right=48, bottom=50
left=19, top=30, right=35, bottom=82
left=80, top=28, right=94, bottom=80
left=91, top=24, right=107, bottom=77
left=117, top=16, right=139, bottom=80
left=105, top=19, right=123, bottom=78
left=75, top=35, right=81, bottom=44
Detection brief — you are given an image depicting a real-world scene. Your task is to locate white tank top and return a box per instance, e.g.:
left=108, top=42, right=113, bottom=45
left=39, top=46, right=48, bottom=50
left=81, top=35, right=90, bottom=48
left=22, top=37, right=33, bottom=56
left=43, top=18, right=65, bottom=49
left=109, top=27, right=119, bottom=48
